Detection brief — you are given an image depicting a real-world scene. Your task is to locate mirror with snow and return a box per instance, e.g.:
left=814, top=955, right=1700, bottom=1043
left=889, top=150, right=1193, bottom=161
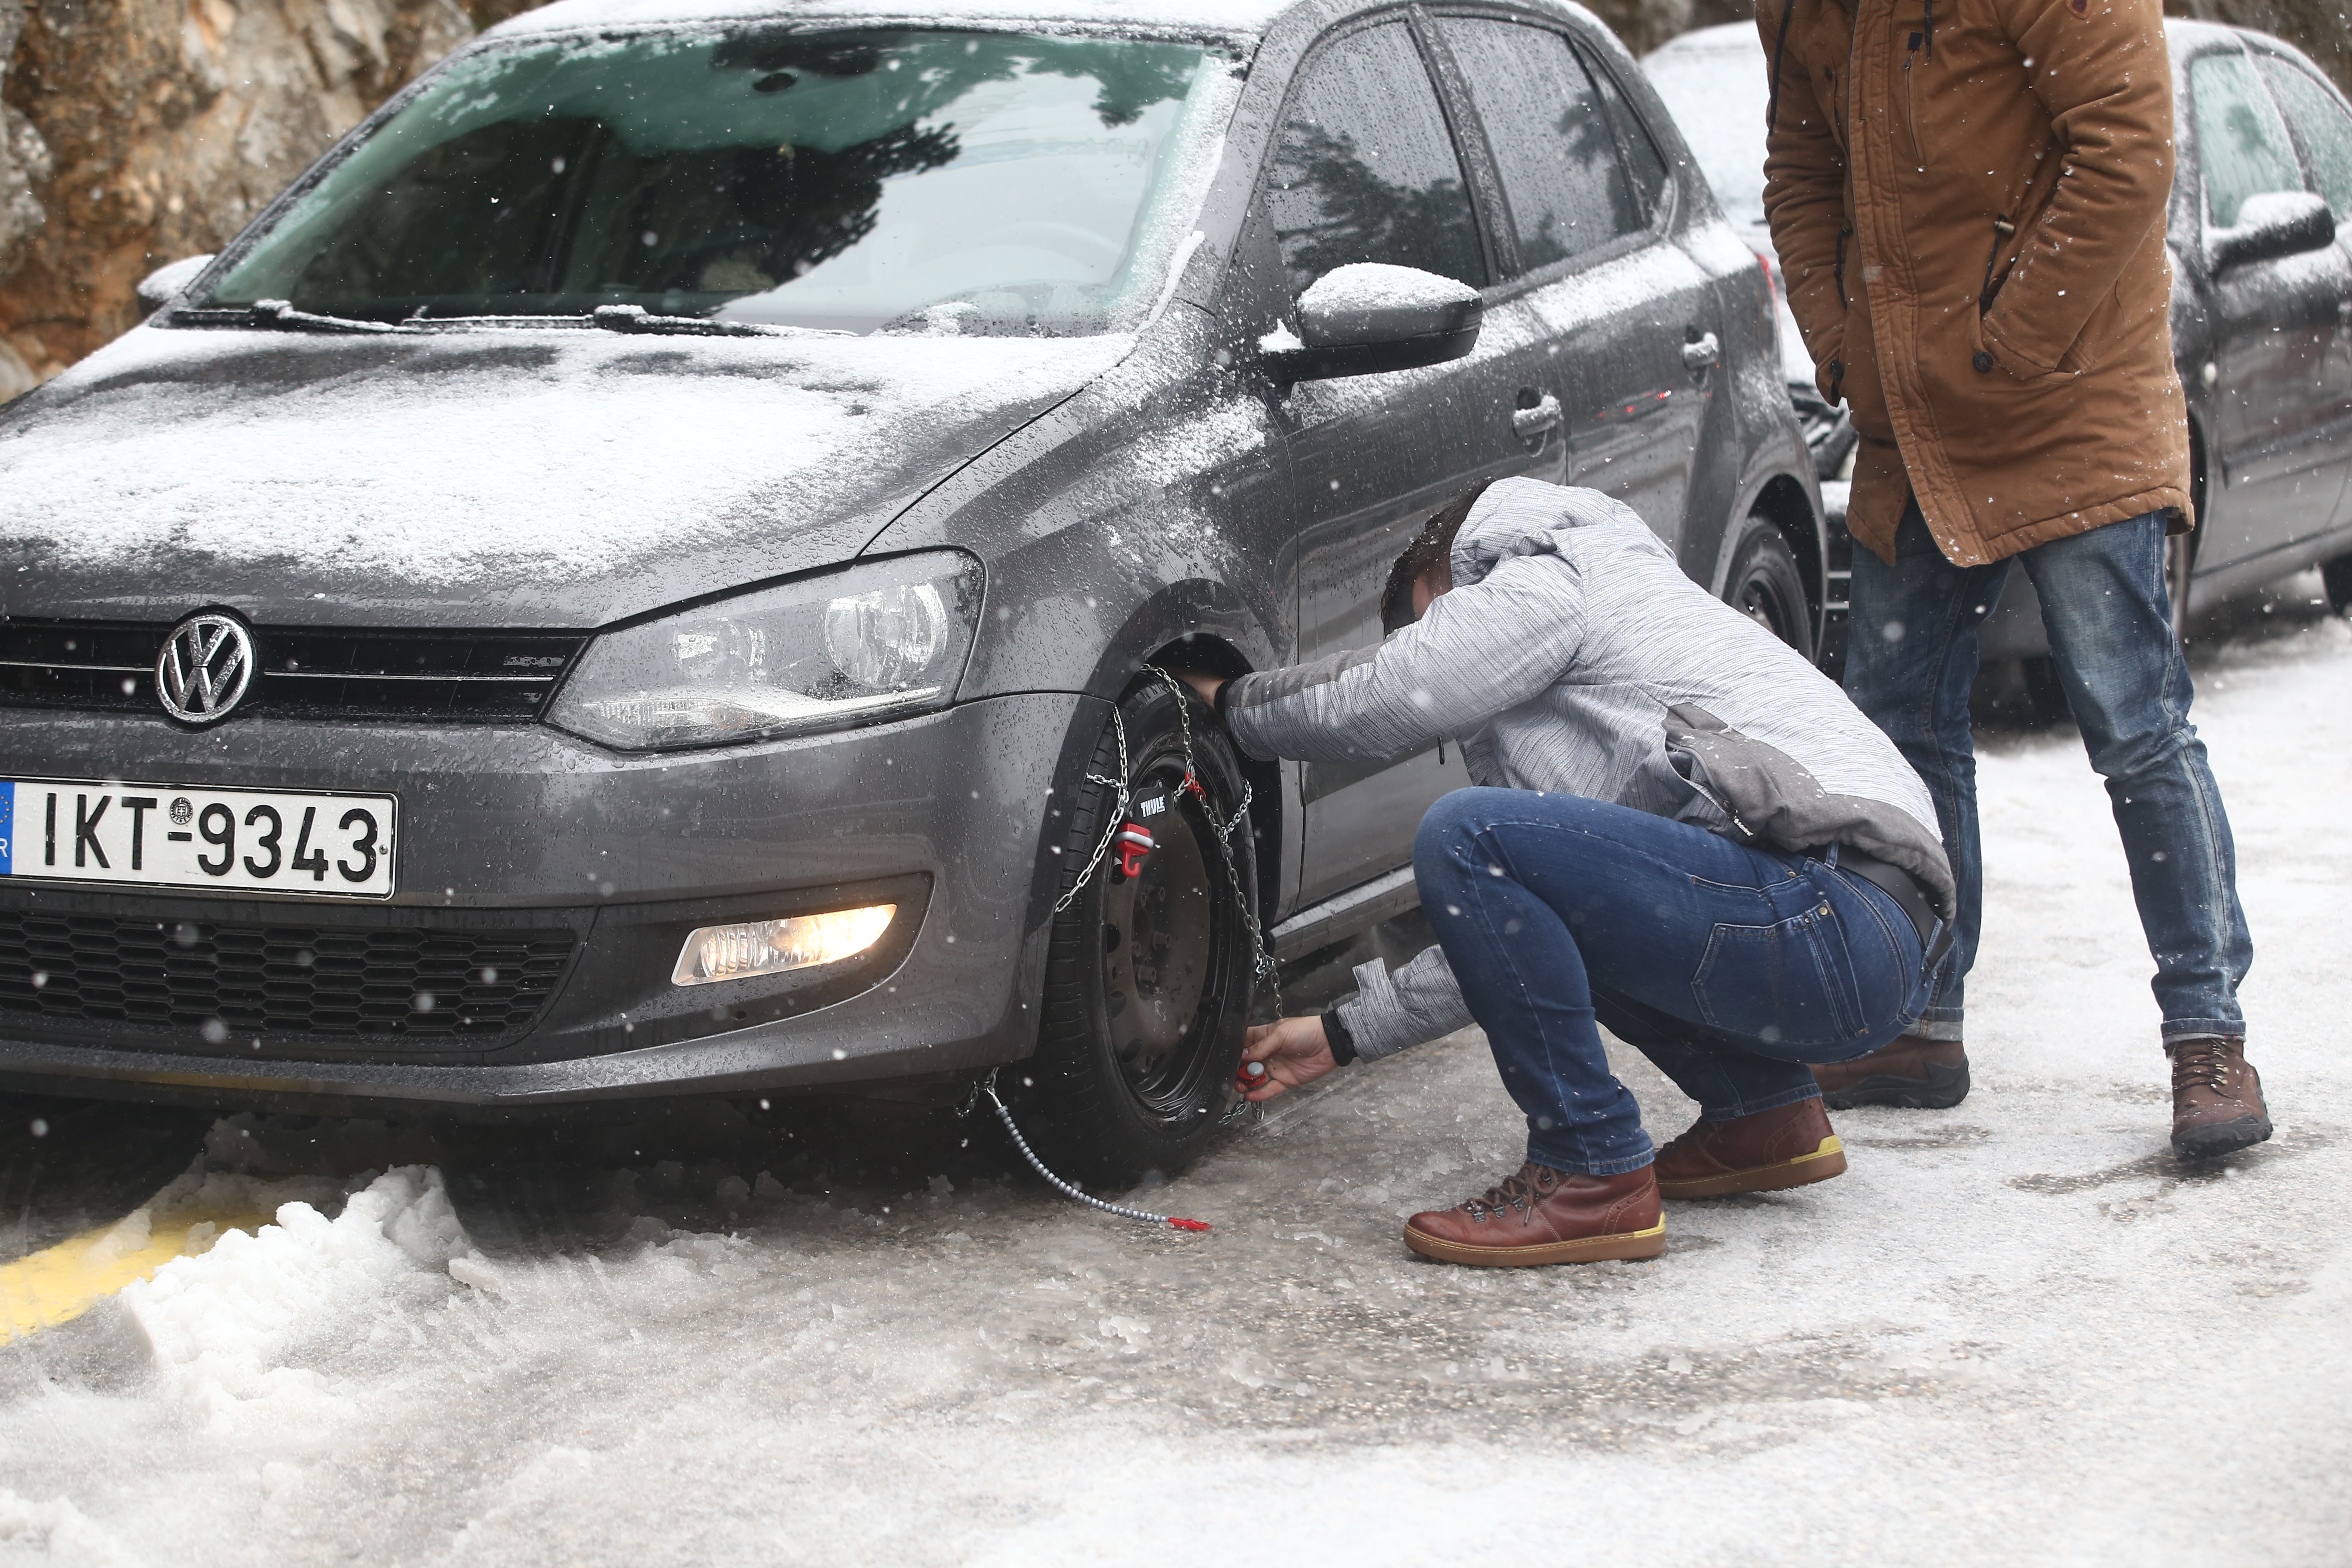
left=2207, top=190, right=2335, bottom=272
left=1260, top=262, right=1482, bottom=383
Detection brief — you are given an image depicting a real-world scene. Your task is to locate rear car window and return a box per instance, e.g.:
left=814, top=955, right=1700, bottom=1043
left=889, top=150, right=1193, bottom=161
left=2257, top=55, right=2352, bottom=222
left=1265, top=21, right=1487, bottom=296
left=2192, top=51, right=2307, bottom=229
left=1584, top=48, right=1669, bottom=223
left=200, top=29, right=1231, bottom=335
left=1434, top=17, right=1640, bottom=271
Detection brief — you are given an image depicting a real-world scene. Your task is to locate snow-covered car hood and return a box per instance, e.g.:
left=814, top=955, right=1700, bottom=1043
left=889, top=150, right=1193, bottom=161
left=0, top=324, right=1133, bottom=628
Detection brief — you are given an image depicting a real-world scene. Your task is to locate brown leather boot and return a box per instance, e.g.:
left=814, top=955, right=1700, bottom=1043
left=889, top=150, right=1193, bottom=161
left=2167, top=1036, right=2272, bottom=1160
left=1403, top=1163, right=1663, bottom=1268
left=1811, top=1035, right=1969, bottom=1109
left=1654, top=1098, right=1847, bottom=1199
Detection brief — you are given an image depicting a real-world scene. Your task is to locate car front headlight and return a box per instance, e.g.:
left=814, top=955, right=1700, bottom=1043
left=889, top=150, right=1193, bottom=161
left=548, top=552, right=983, bottom=750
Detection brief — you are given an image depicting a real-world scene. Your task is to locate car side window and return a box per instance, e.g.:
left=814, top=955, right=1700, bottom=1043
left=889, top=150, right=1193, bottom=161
left=1582, top=46, right=1670, bottom=224
left=2192, top=52, right=2307, bottom=230
left=2257, top=56, right=2352, bottom=222
left=1265, top=23, right=1487, bottom=297
left=1435, top=16, right=1637, bottom=270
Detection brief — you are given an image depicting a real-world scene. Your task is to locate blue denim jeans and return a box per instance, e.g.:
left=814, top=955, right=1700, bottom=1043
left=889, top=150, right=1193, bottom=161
left=1413, top=788, right=1934, bottom=1175
left=1844, top=503, right=2251, bottom=1043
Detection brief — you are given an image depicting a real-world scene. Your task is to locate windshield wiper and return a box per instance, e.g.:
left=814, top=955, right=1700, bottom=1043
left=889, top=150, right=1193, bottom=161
left=590, top=305, right=849, bottom=339
left=240, top=299, right=404, bottom=334
left=186, top=299, right=850, bottom=339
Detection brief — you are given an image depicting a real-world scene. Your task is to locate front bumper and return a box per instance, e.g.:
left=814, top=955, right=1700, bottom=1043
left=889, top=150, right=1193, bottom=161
left=0, top=692, right=1093, bottom=1109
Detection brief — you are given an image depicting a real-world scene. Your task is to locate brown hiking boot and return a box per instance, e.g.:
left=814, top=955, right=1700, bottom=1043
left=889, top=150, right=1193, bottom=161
left=1654, top=1098, right=1847, bottom=1199
left=2167, top=1036, right=2272, bottom=1160
left=1403, top=1162, right=1663, bottom=1268
left=1811, top=1035, right=1969, bottom=1110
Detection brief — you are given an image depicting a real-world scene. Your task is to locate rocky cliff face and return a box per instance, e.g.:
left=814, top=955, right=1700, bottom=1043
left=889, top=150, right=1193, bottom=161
left=0, top=1, right=53, bottom=310
left=0, top=0, right=479, bottom=398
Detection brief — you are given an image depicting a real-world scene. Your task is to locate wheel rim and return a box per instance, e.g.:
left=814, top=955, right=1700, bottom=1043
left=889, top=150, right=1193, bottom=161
left=1097, top=757, right=1226, bottom=1118
left=1736, top=563, right=1804, bottom=650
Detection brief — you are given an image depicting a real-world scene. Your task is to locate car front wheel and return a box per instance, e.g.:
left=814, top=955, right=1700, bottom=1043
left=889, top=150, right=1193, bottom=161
left=1014, top=676, right=1259, bottom=1187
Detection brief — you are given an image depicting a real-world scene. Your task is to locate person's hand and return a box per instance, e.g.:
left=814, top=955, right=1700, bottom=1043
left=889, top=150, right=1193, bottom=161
left=1234, top=1015, right=1337, bottom=1101
left=1165, top=667, right=1225, bottom=707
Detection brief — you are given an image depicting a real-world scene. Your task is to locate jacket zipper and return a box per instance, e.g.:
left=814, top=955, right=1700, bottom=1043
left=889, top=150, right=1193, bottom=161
left=1835, top=226, right=1851, bottom=309
left=1903, top=31, right=1923, bottom=166
left=1979, top=215, right=2016, bottom=313
left=1678, top=769, right=1757, bottom=841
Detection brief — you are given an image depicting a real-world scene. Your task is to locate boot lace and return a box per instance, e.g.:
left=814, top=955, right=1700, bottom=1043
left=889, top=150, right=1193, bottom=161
left=1461, top=1163, right=1559, bottom=1219
left=2169, top=1037, right=2238, bottom=1096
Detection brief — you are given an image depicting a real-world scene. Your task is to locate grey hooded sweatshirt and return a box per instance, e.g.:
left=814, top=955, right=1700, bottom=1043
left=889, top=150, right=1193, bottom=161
left=1222, top=478, right=1952, bottom=1061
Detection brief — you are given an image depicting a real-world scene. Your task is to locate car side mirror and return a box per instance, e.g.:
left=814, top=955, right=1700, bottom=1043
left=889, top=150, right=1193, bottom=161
left=1259, top=263, right=1482, bottom=383
left=2207, top=191, right=2334, bottom=273
left=136, top=254, right=216, bottom=312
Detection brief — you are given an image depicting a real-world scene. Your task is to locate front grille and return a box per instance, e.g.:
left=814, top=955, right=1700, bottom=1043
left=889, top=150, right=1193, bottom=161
left=0, top=618, right=586, bottom=722
left=0, top=911, right=577, bottom=1042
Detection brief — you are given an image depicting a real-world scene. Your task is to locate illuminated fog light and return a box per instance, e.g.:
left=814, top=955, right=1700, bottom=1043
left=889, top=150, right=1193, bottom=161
left=671, top=905, right=896, bottom=986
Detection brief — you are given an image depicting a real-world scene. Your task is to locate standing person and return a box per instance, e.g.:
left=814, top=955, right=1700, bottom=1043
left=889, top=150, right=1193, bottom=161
left=1756, top=0, right=2268, bottom=1157
left=1180, top=478, right=1952, bottom=1268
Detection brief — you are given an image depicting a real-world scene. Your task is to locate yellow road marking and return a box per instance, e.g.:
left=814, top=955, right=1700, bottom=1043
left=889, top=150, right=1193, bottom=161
left=2, top=1205, right=280, bottom=1344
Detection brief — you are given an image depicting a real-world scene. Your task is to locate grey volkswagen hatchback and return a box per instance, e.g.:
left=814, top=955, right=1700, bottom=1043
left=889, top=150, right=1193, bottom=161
left=0, top=0, right=1820, bottom=1180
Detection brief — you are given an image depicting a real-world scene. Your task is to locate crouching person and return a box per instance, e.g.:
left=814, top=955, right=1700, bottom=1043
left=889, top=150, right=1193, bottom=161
left=1180, top=478, right=1954, bottom=1267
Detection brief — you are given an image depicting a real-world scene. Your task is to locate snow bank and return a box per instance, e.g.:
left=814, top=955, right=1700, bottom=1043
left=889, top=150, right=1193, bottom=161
left=0, top=1490, right=144, bottom=1567
left=121, top=1166, right=478, bottom=1429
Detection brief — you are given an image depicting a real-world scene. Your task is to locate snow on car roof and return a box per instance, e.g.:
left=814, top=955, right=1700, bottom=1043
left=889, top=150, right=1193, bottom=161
left=1648, top=12, right=2246, bottom=63
left=486, top=0, right=1294, bottom=40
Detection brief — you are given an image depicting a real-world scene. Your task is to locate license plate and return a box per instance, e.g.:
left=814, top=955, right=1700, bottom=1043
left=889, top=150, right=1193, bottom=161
left=0, top=779, right=398, bottom=899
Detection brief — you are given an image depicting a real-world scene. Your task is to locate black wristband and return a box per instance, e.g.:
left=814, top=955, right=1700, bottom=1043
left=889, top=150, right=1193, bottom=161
left=1213, top=676, right=1237, bottom=723
left=1321, top=1010, right=1358, bottom=1066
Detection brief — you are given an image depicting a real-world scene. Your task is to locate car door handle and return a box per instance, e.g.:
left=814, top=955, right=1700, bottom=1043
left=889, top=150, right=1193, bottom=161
left=1511, top=392, right=1562, bottom=438
left=1682, top=331, right=1721, bottom=371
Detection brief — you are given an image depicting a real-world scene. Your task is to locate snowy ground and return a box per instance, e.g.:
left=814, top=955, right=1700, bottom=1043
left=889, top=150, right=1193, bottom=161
left=2, top=582, right=2348, bottom=1567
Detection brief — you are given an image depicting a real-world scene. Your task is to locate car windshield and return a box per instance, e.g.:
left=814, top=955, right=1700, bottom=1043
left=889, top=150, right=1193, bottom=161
left=1642, top=40, right=1769, bottom=227
left=200, top=27, right=1235, bottom=335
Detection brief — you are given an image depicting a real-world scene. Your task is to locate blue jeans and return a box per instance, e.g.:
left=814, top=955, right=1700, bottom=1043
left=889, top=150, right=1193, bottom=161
left=1844, top=503, right=2250, bottom=1042
left=1414, top=789, right=1934, bottom=1175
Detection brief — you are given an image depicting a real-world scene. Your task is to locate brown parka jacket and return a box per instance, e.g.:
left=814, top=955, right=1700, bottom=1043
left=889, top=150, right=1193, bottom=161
left=1757, top=0, right=2193, bottom=567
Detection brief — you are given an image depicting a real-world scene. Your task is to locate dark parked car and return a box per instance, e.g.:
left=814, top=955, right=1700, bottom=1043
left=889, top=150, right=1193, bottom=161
left=1648, top=19, right=2352, bottom=695
left=0, top=0, right=1820, bottom=1181
left=1643, top=22, right=1860, bottom=671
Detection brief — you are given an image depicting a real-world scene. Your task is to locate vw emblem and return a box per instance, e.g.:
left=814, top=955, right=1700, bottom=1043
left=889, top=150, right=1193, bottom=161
left=155, top=612, right=255, bottom=724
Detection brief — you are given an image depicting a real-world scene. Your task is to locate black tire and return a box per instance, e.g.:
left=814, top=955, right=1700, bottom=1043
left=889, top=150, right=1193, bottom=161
left=1724, top=514, right=1817, bottom=663
left=1014, top=677, right=1258, bottom=1187
left=2321, top=551, right=2352, bottom=616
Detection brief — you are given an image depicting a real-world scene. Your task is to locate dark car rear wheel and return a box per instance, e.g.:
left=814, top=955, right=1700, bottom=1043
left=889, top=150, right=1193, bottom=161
left=1724, top=514, right=1816, bottom=662
left=2319, top=550, right=2351, bottom=616
left=1016, top=677, right=1256, bottom=1188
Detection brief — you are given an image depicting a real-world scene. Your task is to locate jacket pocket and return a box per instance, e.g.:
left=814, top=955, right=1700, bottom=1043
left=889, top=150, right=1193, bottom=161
left=1690, top=906, right=1868, bottom=1048
left=1976, top=272, right=2127, bottom=385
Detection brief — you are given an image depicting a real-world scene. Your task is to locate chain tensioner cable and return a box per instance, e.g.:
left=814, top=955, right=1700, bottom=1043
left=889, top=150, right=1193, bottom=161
left=980, top=666, right=1284, bottom=1229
